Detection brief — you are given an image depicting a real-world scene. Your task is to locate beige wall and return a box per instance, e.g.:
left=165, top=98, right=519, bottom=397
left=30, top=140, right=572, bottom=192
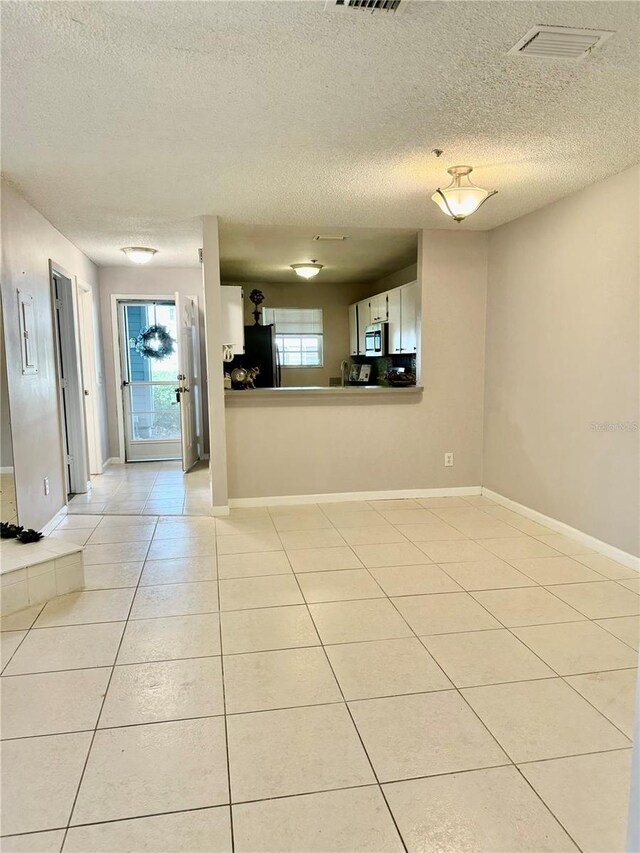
left=1, top=180, right=101, bottom=529
left=225, top=231, right=488, bottom=498
left=97, top=266, right=209, bottom=460
left=227, top=279, right=400, bottom=387
left=483, top=165, right=640, bottom=556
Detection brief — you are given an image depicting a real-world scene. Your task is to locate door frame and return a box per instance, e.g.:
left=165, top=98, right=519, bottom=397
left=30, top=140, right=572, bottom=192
left=111, top=293, right=184, bottom=464
left=49, top=261, right=90, bottom=496
left=76, top=281, right=103, bottom=475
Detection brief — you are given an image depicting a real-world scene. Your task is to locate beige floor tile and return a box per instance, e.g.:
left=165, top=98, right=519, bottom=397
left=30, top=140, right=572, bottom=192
left=0, top=830, right=65, bottom=853
left=221, top=605, right=320, bottom=654
left=574, top=553, right=638, bottom=580
left=1, top=668, right=110, bottom=739
left=279, top=528, right=347, bottom=550
left=224, top=646, right=341, bottom=713
left=512, top=621, right=638, bottom=675
left=219, top=574, right=303, bottom=611
left=0, top=604, right=43, bottom=632
left=1, top=731, right=92, bottom=835
left=309, top=598, right=413, bottom=644
left=565, top=668, right=638, bottom=737
left=0, top=630, right=26, bottom=669
left=370, top=564, right=461, bottom=596
left=117, top=612, right=221, bottom=663
left=48, top=528, right=92, bottom=546
left=273, top=513, right=333, bottom=532
left=393, top=592, right=500, bottom=635
left=222, top=506, right=270, bottom=520
left=423, top=629, right=554, bottom=687
left=416, top=540, right=492, bottom=563
left=451, top=521, right=525, bottom=539
left=140, top=555, right=217, bottom=585
left=325, top=637, right=452, bottom=700
left=462, top=678, right=629, bottom=762
left=218, top=550, right=292, bottom=579
left=216, top=532, right=282, bottom=555
left=417, top=496, right=470, bottom=508
left=147, top=537, right=215, bottom=561
left=154, top=519, right=216, bottom=538
left=478, top=537, right=560, bottom=560
left=227, top=703, right=374, bottom=802
left=215, top=516, right=275, bottom=535
left=353, top=542, right=431, bottom=568
left=268, top=503, right=323, bottom=516
left=368, top=499, right=422, bottom=511
left=83, top=561, right=143, bottom=590
left=131, top=581, right=218, bottom=619
left=533, top=533, right=595, bottom=556
left=340, top=525, right=408, bottom=546
left=378, top=509, right=439, bottom=525
left=350, top=691, right=507, bottom=782
left=233, top=786, right=404, bottom=853
left=619, top=575, right=640, bottom=593
left=83, top=541, right=150, bottom=565
left=97, top=514, right=157, bottom=528
left=509, top=556, right=604, bottom=585
left=596, top=615, right=640, bottom=650
left=4, top=622, right=124, bottom=675
left=384, top=766, right=576, bottom=853
left=549, top=581, right=640, bottom=619
left=328, top=509, right=385, bottom=527
left=395, top=522, right=466, bottom=542
left=519, top=750, right=632, bottom=853
left=34, top=589, right=135, bottom=628
left=472, top=587, right=584, bottom=627
left=65, top=807, right=232, bottom=853
left=99, top=656, right=223, bottom=727
left=87, top=524, right=156, bottom=545
left=440, top=558, right=532, bottom=590
left=55, top=514, right=101, bottom=530
left=71, top=717, right=228, bottom=824
left=319, top=501, right=378, bottom=518
left=297, top=569, right=384, bottom=602
left=430, top=507, right=494, bottom=525
left=287, top=546, right=363, bottom=573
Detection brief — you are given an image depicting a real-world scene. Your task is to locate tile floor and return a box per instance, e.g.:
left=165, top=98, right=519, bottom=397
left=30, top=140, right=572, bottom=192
left=1, top=494, right=638, bottom=852
left=64, top=461, right=211, bottom=517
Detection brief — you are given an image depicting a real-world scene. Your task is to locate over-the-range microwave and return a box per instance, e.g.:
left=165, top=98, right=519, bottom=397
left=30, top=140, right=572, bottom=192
left=364, top=322, right=387, bottom=357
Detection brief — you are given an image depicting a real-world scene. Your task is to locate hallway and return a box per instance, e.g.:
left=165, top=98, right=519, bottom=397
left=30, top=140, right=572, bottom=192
left=66, top=462, right=211, bottom=518
left=1, top=495, right=636, bottom=851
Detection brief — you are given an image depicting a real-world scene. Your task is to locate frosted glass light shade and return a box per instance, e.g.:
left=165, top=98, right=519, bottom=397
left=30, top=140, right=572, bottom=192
left=432, top=166, right=497, bottom=222
left=291, top=261, right=323, bottom=279
left=121, top=246, right=158, bottom=264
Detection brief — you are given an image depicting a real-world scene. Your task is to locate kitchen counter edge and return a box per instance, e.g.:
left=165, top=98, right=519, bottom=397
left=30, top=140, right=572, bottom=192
left=225, top=385, right=423, bottom=401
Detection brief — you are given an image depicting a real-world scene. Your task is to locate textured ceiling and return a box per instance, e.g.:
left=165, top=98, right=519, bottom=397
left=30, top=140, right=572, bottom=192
left=219, top=224, right=417, bottom=283
left=1, top=1, right=638, bottom=267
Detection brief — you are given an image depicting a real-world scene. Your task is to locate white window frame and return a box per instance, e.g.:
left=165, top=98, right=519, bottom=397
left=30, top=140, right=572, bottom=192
left=263, top=308, right=324, bottom=369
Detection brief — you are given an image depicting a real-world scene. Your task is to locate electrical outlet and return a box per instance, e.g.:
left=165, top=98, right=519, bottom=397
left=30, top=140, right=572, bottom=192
left=43, top=477, right=50, bottom=496
left=444, top=452, right=454, bottom=467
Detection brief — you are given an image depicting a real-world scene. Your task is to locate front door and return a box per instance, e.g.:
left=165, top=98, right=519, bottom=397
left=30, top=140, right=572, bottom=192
left=118, top=300, right=181, bottom=462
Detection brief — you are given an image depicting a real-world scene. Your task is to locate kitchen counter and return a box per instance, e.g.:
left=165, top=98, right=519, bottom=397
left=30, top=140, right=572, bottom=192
left=225, top=385, right=423, bottom=400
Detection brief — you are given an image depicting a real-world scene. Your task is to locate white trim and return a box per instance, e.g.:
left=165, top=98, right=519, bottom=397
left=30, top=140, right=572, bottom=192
left=41, top=504, right=68, bottom=536
left=201, top=453, right=210, bottom=461
left=105, top=456, right=123, bottom=467
left=229, top=485, right=482, bottom=508
left=0, top=466, right=15, bottom=474
left=482, top=488, right=640, bottom=572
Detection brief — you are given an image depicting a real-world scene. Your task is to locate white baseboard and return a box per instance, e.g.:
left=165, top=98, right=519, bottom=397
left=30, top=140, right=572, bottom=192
left=201, top=454, right=210, bottom=461
left=229, top=485, right=482, bottom=508
left=105, top=457, right=123, bottom=466
left=482, top=488, right=640, bottom=572
left=0, top=466, right=15, bottom=474
left=42, top=505, right=68, bottom=536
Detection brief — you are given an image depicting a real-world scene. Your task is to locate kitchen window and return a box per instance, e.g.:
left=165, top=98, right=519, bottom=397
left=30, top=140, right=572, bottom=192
left=263, top=307, right=323, bottom=367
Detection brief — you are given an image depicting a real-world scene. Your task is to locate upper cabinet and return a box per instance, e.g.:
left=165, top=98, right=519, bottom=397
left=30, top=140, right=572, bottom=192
left=349, top=303, right=359, bottom=356
left=398, top=281, right=419, bottom=354
left=387, top=288, right=402, bottom=354
left=369, top=292, right=388, bottom=323
left=350, top=281, right=419, bottom=357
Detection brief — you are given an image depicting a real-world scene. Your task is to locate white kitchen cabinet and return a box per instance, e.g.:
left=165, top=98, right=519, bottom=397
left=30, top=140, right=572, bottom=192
left=369, top=291, right=388, bottom=323
left=220, top=285, right=245, bottom=354
left=349, top=303, right=359, bottom=356
left=387, top=288, right=402, bottom=354
left=357, top=299, right=370, bottom=354
left=400, top=281, right=419, bottom=354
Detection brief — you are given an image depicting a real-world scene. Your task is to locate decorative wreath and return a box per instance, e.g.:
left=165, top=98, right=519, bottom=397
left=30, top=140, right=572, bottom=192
left=130, top=324, right=175, bottom=360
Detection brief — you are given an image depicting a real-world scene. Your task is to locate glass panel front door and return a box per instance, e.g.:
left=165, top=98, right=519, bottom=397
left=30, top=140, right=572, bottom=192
left=119, top=301, right=182, bottom=462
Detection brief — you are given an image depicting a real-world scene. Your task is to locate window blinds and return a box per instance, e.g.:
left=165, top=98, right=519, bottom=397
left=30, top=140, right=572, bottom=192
left=262, top=307, right=323, bottom=334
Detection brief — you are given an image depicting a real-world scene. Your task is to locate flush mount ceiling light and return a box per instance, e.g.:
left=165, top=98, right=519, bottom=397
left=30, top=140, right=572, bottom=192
left=121, top=246, right=158, bottom=264
left=290, top=260, right=324, bottom=279
left=432, top=166, right=497, bottom=222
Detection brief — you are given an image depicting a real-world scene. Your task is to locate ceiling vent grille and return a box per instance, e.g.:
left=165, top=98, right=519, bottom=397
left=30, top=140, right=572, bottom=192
left=313, top=234, right=349, bottom=241
left=332, top=0, right=403, bottom=13
left=508, top=25, right=614, bottom=61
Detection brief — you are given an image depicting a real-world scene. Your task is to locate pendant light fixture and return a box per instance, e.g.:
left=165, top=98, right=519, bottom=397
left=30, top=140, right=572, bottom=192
left=432, top=166, right=497, bottom=222
left=121, top=246, right=158, bottom=264
left=290, top=259, right=323, bottom=279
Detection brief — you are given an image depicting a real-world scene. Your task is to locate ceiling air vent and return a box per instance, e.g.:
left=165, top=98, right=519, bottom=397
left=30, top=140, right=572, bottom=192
left=508, top=25, right=614, bottom=61
left=313, top=234, right=349, bottom=241
left=331, top=0, right=403, bottom=13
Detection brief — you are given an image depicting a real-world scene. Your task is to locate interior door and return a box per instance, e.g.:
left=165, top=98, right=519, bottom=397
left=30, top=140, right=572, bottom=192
left=175, top=293, right=200, bottom=472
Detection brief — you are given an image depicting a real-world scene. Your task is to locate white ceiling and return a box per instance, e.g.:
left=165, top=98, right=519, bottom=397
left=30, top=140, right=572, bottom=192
left=219, top=224, right=417, bottom=283
left=2, top=1, right=638, bottom=268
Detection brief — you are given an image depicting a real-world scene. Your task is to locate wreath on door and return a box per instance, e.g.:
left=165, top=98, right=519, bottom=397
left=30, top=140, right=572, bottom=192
left=130, top=324, right=175, bottom=360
